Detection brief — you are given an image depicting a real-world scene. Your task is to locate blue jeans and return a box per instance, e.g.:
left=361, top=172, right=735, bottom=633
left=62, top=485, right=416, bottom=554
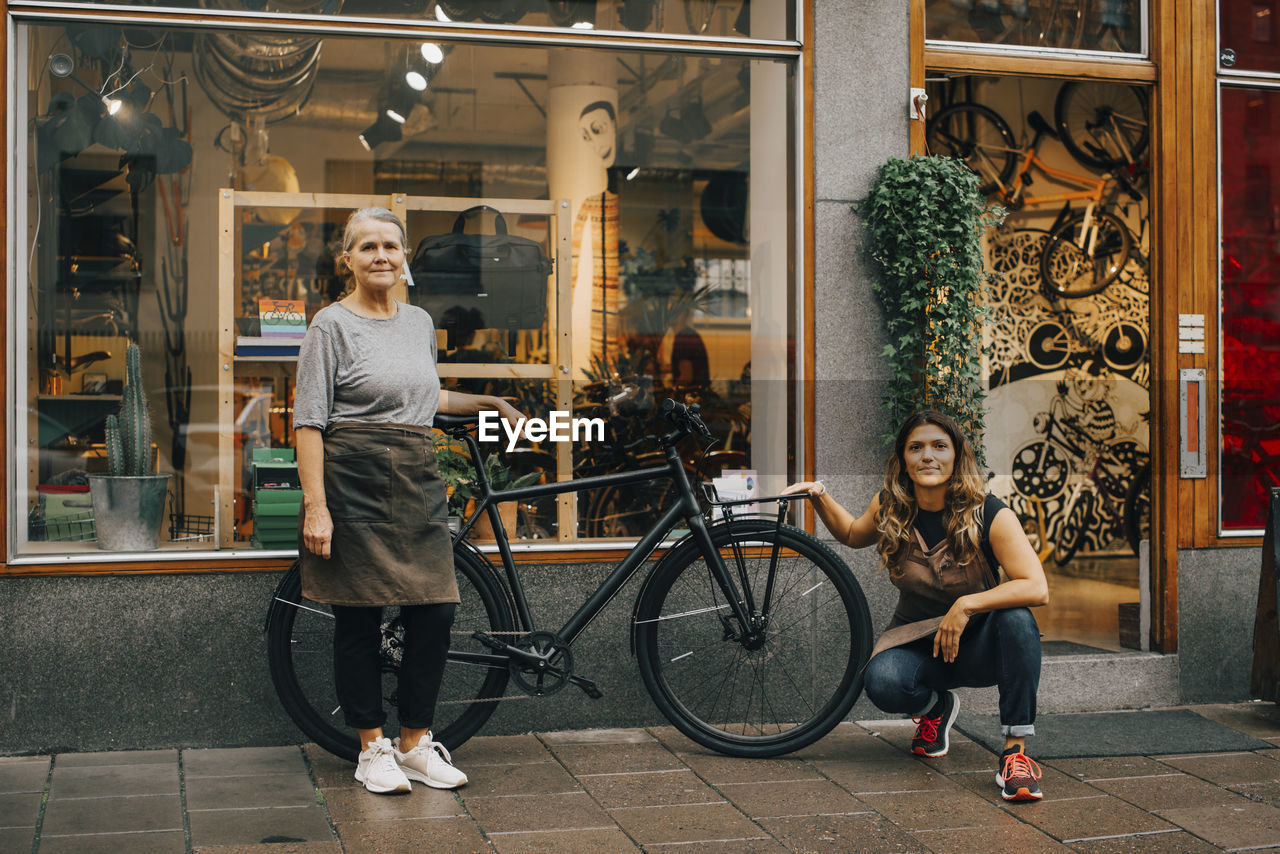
left=863, top=607, right=1041, bottom=737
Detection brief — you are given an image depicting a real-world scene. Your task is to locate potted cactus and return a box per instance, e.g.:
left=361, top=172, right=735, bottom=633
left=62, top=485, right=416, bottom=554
left=87, top=343, right=171, bottom=550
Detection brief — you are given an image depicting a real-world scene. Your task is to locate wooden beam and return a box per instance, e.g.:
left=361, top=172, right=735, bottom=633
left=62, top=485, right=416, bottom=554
left=926, top=47, right=1158, bottom=83
left=910, top=0, right=926, bottom=155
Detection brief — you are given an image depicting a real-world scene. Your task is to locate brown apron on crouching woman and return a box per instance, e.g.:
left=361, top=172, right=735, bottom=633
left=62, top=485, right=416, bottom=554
left=867, top=529, right=999, bottom=662
left=299, top=422, right=459, bottom=606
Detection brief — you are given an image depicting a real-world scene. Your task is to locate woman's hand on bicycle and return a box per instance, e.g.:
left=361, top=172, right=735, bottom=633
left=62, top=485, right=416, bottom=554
left=302, top=504, right=334, bottom=559
left=780, top=481, right=826, bottom=499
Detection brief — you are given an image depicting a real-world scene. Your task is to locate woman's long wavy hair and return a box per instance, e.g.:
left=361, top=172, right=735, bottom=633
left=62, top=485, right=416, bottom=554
left=877, top=410, right=987, bottom=573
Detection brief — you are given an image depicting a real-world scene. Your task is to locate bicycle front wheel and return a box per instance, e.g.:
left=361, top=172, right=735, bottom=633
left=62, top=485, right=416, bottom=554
left=266, top=547, right=513, bottom=762
left=634, top=522, right=872, bottom=758
left=1040, top=210, right=1132, bottom=298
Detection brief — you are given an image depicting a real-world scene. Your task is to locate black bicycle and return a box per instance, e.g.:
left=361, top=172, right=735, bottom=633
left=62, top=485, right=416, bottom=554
left=266, top=400, right=872, bottom=761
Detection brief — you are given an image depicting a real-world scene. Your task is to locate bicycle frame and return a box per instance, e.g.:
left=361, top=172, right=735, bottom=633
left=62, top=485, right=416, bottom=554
left=443, top=425, right=794, bottom=673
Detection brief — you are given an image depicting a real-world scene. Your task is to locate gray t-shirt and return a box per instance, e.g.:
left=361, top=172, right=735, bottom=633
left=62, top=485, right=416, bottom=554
left=292, top=301, right=440, bottom=430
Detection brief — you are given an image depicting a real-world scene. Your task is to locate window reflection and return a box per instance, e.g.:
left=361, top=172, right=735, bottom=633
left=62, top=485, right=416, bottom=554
left=926, top=0, right=1145, bottom=54
left=1220, top=86, right=1280, bottom=532
left=21, top=20, right=792, bottom=554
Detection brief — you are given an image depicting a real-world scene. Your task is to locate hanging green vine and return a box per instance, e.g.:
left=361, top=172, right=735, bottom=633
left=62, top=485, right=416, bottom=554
left=855, top=155, right=1005, bottom=464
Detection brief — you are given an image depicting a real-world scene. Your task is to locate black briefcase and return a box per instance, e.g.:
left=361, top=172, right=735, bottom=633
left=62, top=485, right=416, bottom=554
left=407, top=205, right=552, bottom=330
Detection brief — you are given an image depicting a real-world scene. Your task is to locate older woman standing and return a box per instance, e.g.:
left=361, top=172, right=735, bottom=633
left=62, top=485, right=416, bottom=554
left=784, top=410, right=1050, bottom=802
left=293, top=207, right=523, bottom=795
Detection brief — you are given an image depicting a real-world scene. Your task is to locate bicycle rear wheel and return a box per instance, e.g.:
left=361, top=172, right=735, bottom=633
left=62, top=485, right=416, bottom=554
left=1040, top=210, right=1132, bottom=298
left=1055, top=82, right=1149, bottom=172
left=1053, top=490, right=1095, bottom=566
left=266, top=547, right=513, bottom=762
left=925, top=103, right=1018, bottom=197
left=634, top=521, right=872, bottom=758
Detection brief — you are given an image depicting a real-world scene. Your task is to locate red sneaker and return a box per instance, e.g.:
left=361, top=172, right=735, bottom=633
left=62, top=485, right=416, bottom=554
left=911, top=690, right=959, bottom=757
left=997, top=745, right=1044, bottom=801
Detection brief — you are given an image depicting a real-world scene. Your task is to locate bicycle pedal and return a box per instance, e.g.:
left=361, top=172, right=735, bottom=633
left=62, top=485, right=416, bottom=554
left=570, top=675, right=604, bottom=699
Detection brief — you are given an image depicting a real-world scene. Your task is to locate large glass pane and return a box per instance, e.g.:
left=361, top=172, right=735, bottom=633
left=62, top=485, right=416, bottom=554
left=1220, top=85, right=1280, bottom=533
left=21, top=1, right=792, bottom=40
left=927, top=0, right=1145, bottom=54
left=928, top=74, right=1152, bottom=651
left=18, top=20, right=794, bottom=556
left=1219, top=0, right=1280, bottom=74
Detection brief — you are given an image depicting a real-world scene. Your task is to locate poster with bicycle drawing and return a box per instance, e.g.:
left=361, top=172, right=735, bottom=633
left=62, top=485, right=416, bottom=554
left=983, top=225, right=1150, bottom=564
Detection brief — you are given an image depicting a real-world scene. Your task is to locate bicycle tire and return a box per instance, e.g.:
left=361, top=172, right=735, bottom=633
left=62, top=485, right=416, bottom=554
left=634, top=520, right=872, bottom=758
left=1040, top=210, right=1132, bottom=298
left=925, top=103, right=1018, bottom=197
left=1053, top=490, right=1095, bottom=566
left=1123, top=463, right=1151, bottom=556
left=266, top=548, right=513, bottom=762
left=1054, top=82, right=1149, bottom=172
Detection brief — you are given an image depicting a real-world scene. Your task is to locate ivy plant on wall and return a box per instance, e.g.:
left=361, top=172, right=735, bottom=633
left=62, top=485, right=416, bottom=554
left=855, top=155, right=1005, bottom=463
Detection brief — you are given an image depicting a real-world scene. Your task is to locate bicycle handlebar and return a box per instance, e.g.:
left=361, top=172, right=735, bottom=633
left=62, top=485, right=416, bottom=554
left=661, top=398, right=714, bottom=443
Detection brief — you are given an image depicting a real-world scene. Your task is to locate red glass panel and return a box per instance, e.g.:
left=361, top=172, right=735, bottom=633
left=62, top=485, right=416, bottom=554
left=1220, top=86, right=1280, bottom=531
left=1219, top=1, right=1280, bottom=74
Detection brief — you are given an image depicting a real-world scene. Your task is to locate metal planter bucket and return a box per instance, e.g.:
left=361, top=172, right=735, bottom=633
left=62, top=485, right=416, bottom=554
left=87, top=474, right=172, bottom=551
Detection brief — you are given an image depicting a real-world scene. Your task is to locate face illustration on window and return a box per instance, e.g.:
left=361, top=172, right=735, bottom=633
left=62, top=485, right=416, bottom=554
left=579, top=101, right=616, bottom=168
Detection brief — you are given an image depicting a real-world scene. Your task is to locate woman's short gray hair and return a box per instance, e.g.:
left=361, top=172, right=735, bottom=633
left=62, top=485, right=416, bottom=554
left=341, top=207, right=408, bottom=253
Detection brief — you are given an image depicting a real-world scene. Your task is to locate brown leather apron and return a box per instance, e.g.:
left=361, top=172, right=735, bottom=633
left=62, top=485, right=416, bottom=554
left=868, top=529, right=998, bottom=661
left=298, top=422, right=459, bottom=606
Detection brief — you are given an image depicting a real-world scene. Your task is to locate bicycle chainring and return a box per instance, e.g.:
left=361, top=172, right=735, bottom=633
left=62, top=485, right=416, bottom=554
left=509, top=631, right=574, bottom=696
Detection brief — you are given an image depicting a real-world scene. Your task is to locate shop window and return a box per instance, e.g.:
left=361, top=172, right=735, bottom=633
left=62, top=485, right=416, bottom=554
left=926, top=0, right=1147, bottom=55
left=15, top=20, right=795, bottom=559
left=1219, top=84, right=1280, bottom=534
left=927, top=74, right=1152, bottom=651
left=1219, top=0, right=1280, bottom=74
left=18, top=1, right=792, bottom=41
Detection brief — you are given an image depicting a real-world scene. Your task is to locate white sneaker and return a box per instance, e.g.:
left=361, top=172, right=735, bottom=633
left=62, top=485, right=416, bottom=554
left=355, top=736, right=412, bottom=794
left=394, top=732, right=468, bottom=789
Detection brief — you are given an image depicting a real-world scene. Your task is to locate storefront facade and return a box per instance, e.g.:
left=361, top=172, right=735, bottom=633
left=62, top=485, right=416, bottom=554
left=0, top=0, right=1273, bottom=753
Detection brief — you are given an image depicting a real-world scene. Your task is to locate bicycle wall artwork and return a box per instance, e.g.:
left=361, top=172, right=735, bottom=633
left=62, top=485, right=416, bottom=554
left=927, top=75, right=1152, bottom=566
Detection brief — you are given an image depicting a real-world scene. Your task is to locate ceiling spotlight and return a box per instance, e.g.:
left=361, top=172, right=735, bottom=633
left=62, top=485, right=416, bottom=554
left=625, top=166, right=640, bottom=181
left=405, top=70, right=428, bottom=91
left=434, top=5, right=452, bottom=22
left=571, top=20, right=594, bottom=29
left=105, top=97, right=123, bottom=115
left=359, top=113, right=403, bottom=151
left=420, top=42, right=444, bottom=64
left=49, top=53, right=75, bottom=78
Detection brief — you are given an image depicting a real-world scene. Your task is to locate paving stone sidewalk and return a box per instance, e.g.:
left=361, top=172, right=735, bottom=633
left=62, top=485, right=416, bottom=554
left=3, top=702, right=1280, bottom=853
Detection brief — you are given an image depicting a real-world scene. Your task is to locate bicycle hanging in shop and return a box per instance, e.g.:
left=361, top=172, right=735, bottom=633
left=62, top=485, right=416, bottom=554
left=266, top=400, right=873, bottom=761
left=926, top=81, right=1149, bottom=299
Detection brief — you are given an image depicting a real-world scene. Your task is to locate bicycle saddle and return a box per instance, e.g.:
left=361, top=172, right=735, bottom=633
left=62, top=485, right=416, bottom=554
left=435, top=412, right=478, bottom=432
left=1027, top=111, right=1058, bottom=139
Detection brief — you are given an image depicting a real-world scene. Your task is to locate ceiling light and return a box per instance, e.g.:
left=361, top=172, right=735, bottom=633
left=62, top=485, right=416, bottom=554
left=571, top=21, right=594, bottom=29
left=359, top=113, right=402, bottom=150
left=105, top=97, right=123, bottom=115
left=625, top=166, right=640, bottom=181
left=420, top=42, right=444, bottom=64
left=386, top=107, right=408, bottom=123
left=434, top=5, right=451, bottom=22
left=405, top=70, right=428, bottom=91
